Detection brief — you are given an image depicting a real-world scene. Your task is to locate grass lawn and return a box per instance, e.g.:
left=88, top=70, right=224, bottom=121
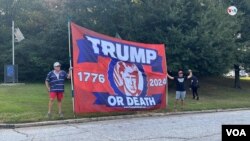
left=241, top=77, right=250, bottom=81
left=0, top=77, right=250, bottom=123
left=168, top=77, right=250, bottom=112
left=0, top=84, right=73, bottom=123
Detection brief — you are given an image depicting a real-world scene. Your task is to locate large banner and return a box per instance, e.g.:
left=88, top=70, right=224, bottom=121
left=71, top=22, right=167, bottom=114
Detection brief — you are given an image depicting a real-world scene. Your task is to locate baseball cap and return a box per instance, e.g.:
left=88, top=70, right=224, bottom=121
left=53, top=62, right=61, bottom=67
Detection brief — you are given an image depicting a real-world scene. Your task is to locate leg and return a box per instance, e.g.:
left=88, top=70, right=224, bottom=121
left=58, top=100, right=62, bottom=114
left=174, top=99, right=178, bottom=111
left=195, top=87, right=199, bottom=100
left=180, top=91, right=186, bottom=110
left=48, top=92, right=56, bottom=114
left=174, top=91, right=181, bottom=111
left=57, top=100, right=64, bottom=118
left=48, top=98, right=54, bottom=114
left=181, top=100, right=184, bottom=109
left=192, top=88, right=195, bottom=99
left=57, top=93, right=64, bottom=118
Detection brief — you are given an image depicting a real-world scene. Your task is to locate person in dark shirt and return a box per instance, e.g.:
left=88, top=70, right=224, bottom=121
left=190, top=75, right=199, bottom=100
left=167, top=69, right=192, bottom=111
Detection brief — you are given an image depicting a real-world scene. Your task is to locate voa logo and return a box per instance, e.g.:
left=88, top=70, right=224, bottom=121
left=226, top=129, right=246, bottom=136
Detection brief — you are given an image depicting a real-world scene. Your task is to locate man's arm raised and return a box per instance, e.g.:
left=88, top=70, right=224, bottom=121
left=167, top=73, right=174, bottom=80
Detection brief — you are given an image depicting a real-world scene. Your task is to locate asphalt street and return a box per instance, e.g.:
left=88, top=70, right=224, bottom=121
left=1, top=110, right=250, bottom=141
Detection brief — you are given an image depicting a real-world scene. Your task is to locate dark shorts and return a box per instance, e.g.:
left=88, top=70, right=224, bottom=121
left=50, top=92, right=64, bottom=101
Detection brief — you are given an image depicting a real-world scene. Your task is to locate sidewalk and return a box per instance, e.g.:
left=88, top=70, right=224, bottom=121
left=1, top=108, right=249, bottom=129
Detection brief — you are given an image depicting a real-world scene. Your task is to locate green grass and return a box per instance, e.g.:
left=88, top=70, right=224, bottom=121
left=168, top=77, right=250, bottom=111
left=241, top=77, right=250, bottom=80
left=0, top=77, right=250, bottom=123
left=0, top=84, right=73, bottom=123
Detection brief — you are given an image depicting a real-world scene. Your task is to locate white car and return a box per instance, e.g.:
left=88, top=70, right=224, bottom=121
left=224, top=70, right=248, bottom=77
left=224, top=70, right=235, bottom=77
left=240, top=70, right=248, bottom=77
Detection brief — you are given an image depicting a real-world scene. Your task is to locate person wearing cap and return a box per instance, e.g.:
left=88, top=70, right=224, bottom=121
left=167, top=69, right=192, bottom=111
left=45, top=62, right=71, bottom=118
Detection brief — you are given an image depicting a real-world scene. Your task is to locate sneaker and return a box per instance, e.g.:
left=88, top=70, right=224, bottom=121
left=47, top=113, right=52, bottom=119
left=196, top=97, right=199, bottom=100
left=193, top=96, right=195, bottom=99
left=59, top=113, right=64, bottom=118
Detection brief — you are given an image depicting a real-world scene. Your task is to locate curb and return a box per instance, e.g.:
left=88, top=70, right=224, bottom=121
left=1, top=108, right=250, bottom=129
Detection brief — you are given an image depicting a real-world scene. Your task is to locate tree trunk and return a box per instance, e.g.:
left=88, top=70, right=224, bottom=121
left=234, top=64, right=241, bottom=88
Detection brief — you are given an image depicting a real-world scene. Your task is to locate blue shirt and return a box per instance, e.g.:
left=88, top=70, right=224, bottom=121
left=46, top=70, right=68, bottom=92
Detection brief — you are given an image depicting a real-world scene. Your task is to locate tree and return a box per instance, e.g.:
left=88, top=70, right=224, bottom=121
left=65, top=0, right=242, bottom=75
left=0, top=0, right=249, bottom=82
left=0, top=0, right=70, bottom=81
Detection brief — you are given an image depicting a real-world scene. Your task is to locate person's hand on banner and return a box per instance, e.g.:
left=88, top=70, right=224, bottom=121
left=67, top=67, right=73, bottom=79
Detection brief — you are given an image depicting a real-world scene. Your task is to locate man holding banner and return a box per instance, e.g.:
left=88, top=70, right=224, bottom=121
left=167, top=69, right=192, bottom=111
left=45, top=62, right=71, bottom=118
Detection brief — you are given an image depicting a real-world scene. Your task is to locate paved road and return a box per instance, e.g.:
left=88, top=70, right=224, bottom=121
left=1, top=110, right=250, bottom=141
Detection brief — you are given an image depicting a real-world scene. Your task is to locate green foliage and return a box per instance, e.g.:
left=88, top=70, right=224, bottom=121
left=0, top=0, right=69, bottom=81
left=235, top=0, right=250, bottom=70
left=0, top=0, right=249, bottom=81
